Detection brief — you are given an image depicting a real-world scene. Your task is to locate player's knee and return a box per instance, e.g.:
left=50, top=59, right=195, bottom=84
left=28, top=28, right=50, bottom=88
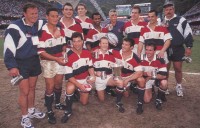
left=46, top=89, right=54, bottom=95
left=160, top=80, right=168, bottom=89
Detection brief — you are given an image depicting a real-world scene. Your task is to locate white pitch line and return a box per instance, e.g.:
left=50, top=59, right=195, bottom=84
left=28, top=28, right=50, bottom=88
left=169, top=71, right=200, bottom=75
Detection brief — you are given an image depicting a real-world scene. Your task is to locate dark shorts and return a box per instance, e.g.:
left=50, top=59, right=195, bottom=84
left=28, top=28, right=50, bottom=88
left=167, top=45, right=185, bottom=61
left=16, top=55, right=42, bottom=79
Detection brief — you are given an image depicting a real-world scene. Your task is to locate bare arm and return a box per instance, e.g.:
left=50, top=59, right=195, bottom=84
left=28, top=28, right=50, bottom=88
left=157, top=39, right=171, bottom=58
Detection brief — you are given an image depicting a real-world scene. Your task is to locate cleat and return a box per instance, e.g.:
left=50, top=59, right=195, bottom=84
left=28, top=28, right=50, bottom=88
left=21, top=117, right=34, bottom=128
left=28, top=108, right=45, bottom=119
left=55, top=103, right=66, bottom=110
left=47, top=111, right=56, bottom=124
left=155, top=99, right=162, bottom=110
left=176, top=86, right=183, bottom=97
left=116, top=102, right=125, bottom=113
left=61, top=111, right=72, bottom=123
left=136, top=102, right=143, bottom=115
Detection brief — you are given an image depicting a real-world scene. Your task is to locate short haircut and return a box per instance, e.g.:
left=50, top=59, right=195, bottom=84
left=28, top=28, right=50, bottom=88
left=123, top=38, right=135, bottom=47
left=145, top=42, right=156, bottom=51
left=71, top=32, right=83, bottom=40
left=109, top=9, right=117, bottom=15
left=91, top=12, right=101, bottom=19
left=76, top=3, right=87, bottom=11
left=148, top=9, right=158, bottom=16
left=23, top=2, right=37, bottom=13
left=132, top=5, right=141, bottom=13
left=100, top=36, right=108, bottom=43
left=63, top=2, right=73, bottom=10
left=46, top=7, right=58, bottom=15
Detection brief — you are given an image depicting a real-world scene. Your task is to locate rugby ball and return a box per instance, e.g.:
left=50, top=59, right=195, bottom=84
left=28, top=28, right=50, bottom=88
left=83, top=84, right=92, bottom=92
left=106, top=32, right=118, bottom=47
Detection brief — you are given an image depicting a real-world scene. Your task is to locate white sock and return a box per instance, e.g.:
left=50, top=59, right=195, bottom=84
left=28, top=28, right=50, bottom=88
left=28, top=107, right=35, bottom=114
left=176, top=83, right=182, bottom=87
left=22, top=114, right=28, bottom=119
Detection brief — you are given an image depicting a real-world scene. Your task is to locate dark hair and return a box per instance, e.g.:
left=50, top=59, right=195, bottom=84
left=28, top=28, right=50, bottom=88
left=63, top=2, right=73, bottom=10
left=145, top=42, right=156, bottom=51
left=148, top=9, right=158, bottom=16
left=76, top=3, right=87, bottom=11
left=123, top=38, right=135, bottom=47
left=23, top=2, right=37, bottom=13
left=132, top=5, right=141, bottom=14
left=46, top=7, right=58, bottom=15
left=91, top=12, right=101, bottom=19
left=71, top=32, right=83, bottom=40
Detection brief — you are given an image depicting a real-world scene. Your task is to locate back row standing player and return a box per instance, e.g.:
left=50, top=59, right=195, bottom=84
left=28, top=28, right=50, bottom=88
left=138, top=9, right=172, bottom=63
left=3, top=3, right=45, bottom=128
left=59, top=2, right=83, bottom=48
left=123, top=5, right=147, bottom=54
left=75, top=3, right=93, bottom=40
left=163, top=1, right=193, bottom=97
left=37, top=8, right=66, bottom=124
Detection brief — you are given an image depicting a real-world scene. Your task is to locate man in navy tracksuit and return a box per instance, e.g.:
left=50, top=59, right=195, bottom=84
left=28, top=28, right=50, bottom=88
left=163, top=1, right=193, bottom=97
left=4, top=3, right=45, bottom=128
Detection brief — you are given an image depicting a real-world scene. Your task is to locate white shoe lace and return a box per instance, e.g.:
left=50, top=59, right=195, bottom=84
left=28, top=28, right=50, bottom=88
left=21, top=117, right=33, bottom=128
left=176, top=86, right=183, bottom=96
left=29, top=108, right=45, bottom=119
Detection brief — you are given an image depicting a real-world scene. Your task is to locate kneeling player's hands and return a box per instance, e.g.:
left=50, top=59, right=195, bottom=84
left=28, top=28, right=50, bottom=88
left=55, top=57, right=66, bottom=65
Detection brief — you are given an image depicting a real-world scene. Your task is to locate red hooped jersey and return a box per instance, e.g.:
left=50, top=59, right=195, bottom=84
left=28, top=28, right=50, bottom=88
left=86, top=28, right=108, bottom=51
left=110, top=49, right=143, bottom=77
left=139, top=25, right=172, bottom=50
left=75, top=16, right=93, bottom=38
left=59, top=17, right=83, bottom=47
left=38, top=23, right=66, bottom=58
left=93, top=50, right=116, bottom=75
left=140, top=54, right=167, bottom=76
left=65, top=49, right=93, bottom=80
left=123, top=21, right=147, bottom=45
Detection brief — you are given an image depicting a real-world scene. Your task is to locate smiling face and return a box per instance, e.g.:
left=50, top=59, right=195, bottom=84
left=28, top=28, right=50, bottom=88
left=122, top=40, right=133, bottom=53
left=145, top=45, right=156, bottom=59
left=99, top=38, right=109, bottom=52
left=23, top=7, right=38, bottom=25
left=131, top=8, right=140, bottom=21
left=46, top=11, right=59, bottom=26
left=72, top=37, right=83, bottom=51
left=62, top=5, right=73, bottom=18
left=92, top=14, right=101, bottom=26
left=148, top=12, right=157, bottom=24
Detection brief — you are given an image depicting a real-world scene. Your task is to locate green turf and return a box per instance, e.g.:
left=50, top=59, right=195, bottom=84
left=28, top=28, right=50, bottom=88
left=0, top=36, right=200, bottom=72
left=182, top=36, right=200, bottom=73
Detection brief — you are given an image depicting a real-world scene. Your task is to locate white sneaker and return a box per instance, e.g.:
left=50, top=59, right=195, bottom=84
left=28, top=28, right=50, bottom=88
left=28, top=108, right=45, bottom=119
left=176, top=86, right=183, bottom=97
left=21, top=117, right=34, bottom=128
left=165, top=89, right=170, bottom=95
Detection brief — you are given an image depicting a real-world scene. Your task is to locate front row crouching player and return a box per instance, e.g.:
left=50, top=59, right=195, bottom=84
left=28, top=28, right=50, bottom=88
left=93, top=37, right=116, bottom=102
left=110, top=38, right=145, bottom=114
left=4, top=3, right=45, bottom=128
left=37, top=8, right=67, bottom=124
left=61, top=32, right=96, bottom=123
left=141, top=42, right=168, bottom=110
